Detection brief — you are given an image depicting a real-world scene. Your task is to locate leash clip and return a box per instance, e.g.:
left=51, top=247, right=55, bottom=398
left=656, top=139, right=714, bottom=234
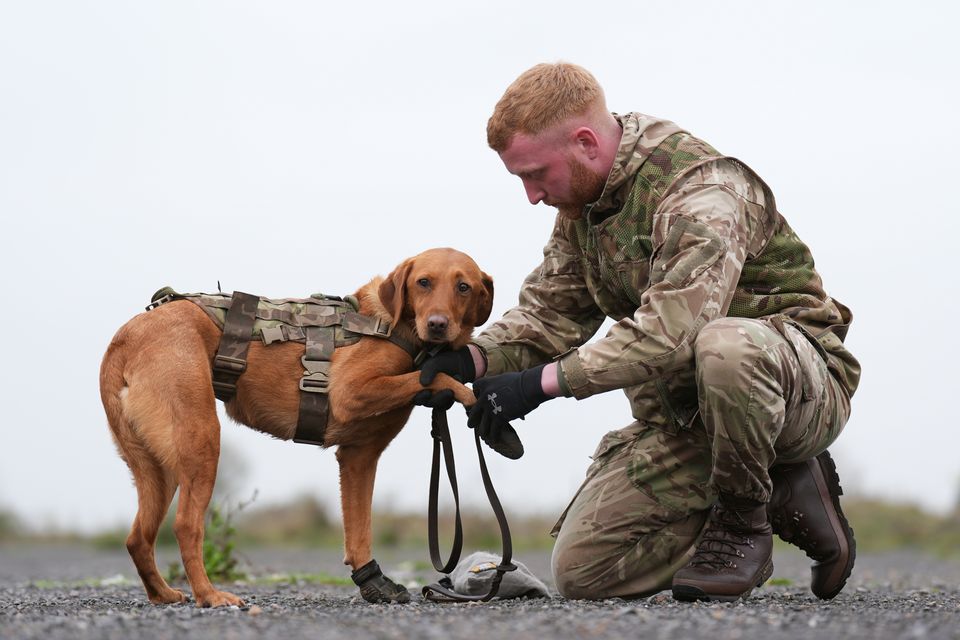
left=414, top=343, right=447, bottom=368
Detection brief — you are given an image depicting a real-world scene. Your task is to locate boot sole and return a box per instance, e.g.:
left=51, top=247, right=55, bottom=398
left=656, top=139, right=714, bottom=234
left=672, top=558, right=774, bottom=603
left=810, top=451, right=856, bottom=600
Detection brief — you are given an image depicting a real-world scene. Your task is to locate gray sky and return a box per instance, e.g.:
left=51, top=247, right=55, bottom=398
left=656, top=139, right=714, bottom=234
left=2, top=1, right=958, bottom=534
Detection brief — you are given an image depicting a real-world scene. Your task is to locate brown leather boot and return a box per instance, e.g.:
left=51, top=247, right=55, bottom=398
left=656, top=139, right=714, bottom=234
left=768, top=450, right=855, bottom=600
left=672, top=498, right=774, bottom=602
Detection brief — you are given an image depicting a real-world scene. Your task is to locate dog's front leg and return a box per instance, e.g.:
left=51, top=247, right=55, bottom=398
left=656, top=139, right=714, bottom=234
left=335, top=443, right=410, bottom=604
left=333, top=371, right=475, bottom=424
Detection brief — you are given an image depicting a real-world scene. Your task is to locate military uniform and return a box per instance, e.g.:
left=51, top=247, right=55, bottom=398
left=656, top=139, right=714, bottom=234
left=472, top=113, right=860, bottom=599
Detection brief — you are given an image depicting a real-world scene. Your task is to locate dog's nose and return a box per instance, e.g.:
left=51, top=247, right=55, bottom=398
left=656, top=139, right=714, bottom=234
left=427, top=315, right=449, bottom=335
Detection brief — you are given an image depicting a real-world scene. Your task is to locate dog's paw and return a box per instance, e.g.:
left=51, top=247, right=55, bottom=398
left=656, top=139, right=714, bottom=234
left=149, top=588, right=188, bottom=605
left=455, top=386, right=477, bottom=407
left=352, top=559, right=411, bottom=604
left=195, top=589, right=245, bottom=608
left=358, top=577, right=411, bottom=604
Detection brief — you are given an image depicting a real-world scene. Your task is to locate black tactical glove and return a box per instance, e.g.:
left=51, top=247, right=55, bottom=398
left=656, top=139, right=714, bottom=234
left=467, top=364, right=551, bottom=436
left=473, top=414, right=525, bottom=460
left=419, top=347, right=477, bottom=385
left=412, top=388, right=456, bottom=411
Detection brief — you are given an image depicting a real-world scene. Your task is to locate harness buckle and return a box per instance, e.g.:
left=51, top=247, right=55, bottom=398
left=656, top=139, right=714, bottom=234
left=300, top=357, right=331, bottom=393
left=261, top=325, right=287, bottom=346
left=299, top=376, right=330, bottom=393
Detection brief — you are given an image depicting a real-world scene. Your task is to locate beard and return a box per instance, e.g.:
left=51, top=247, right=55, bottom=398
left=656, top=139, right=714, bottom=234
left=552, top=155, right=607, bottom=220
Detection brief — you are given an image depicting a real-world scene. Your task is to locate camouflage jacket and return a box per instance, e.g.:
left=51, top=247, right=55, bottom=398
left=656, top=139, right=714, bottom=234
left=473, top=113, right=860, bottom=431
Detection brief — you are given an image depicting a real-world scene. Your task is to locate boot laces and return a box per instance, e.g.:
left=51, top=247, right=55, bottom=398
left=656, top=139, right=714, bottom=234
left=770, top=508, right=826, bottom=559
left=690, top=508, right=757, bottom=570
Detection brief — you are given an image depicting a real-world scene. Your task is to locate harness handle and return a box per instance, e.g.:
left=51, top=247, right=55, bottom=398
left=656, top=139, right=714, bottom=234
left=423, top=407, right=516, bottom=603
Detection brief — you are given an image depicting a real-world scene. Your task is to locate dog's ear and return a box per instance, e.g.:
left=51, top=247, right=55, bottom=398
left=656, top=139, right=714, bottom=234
left=467, top=271, right=494, bottom=327
left=378, top=259, right=413, bottom=324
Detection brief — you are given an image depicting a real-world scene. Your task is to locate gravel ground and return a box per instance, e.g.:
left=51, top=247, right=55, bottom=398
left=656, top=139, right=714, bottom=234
left=2, top=544, right=959, bottom=640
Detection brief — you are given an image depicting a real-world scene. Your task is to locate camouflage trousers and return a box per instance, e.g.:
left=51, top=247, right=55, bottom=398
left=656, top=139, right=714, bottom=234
left=550, top=316, right=851, bottom=599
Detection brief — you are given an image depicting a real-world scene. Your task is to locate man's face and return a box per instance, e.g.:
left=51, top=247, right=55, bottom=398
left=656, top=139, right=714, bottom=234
left=499, top=132, right=606, bottom=219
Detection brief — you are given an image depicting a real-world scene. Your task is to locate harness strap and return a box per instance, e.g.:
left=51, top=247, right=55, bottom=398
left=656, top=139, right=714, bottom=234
left=294, top=325, right=335, bottom=446
left=422, top=408, right=516, bottom=602
left=211, top=291, right=260, bottom=402
left=260, top=321, right=410, bottom=349
left=200, top=286, right=438, bottom=449
left=341, top=311, right=391, bottom=337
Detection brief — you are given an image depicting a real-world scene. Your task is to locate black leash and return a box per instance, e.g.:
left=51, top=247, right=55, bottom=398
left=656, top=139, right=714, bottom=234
left=422, top=407, right=517, bottom=602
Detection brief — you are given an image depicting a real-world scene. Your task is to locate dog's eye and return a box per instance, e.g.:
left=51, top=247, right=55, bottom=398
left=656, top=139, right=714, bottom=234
left=417, top=278, right=430, bottom=289
left=457, top=282, right=471, bottom=294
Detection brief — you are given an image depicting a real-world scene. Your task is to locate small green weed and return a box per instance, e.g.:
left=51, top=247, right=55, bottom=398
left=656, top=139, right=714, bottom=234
left=202, top=503, right=243, bottom=581
left=167, top=492, right=257, bottom=583
left=766, top=577, right=794, bottom=586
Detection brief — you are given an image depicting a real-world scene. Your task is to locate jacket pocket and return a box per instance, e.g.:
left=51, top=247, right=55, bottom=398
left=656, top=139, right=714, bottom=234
left=626, top=423, right=715, bottom=517
left=650, top=216, right=725, bottom=289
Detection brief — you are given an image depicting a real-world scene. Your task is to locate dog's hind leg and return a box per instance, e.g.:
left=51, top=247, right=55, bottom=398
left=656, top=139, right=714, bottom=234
left=102, top=305, right=242, bottom=608
left=126, top=453, right=185, bottom=604
left=171, top=398, right=245, bottom=608
left=101, top=348, right=186, bottom=604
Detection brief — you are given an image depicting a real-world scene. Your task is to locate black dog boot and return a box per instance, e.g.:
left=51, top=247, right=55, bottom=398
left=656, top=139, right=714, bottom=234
left=672, top=497, right=774, bottom=602
left=768, top=450, right=856, bottom=599
left=351, top=559, right=411, bottom=604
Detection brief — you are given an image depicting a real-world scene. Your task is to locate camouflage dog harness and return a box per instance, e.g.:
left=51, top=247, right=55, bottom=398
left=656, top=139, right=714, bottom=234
left=146, top=287, right=423, bottom=447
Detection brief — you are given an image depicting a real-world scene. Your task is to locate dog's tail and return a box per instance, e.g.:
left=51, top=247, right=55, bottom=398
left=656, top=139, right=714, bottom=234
left=99, top=330, right=141, bottom=467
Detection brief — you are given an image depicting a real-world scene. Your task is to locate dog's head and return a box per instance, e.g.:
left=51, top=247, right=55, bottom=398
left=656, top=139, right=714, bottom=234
left=378, top=248, right=493, bottom=347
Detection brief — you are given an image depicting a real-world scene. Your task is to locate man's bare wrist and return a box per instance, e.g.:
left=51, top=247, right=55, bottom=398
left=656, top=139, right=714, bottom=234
left=540, top=362, right=562, bottom=397
left=467, top=344, right=487, bottom=378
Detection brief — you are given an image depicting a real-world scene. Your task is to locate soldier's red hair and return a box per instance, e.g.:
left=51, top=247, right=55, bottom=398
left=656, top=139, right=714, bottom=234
left=487, top=62, right=608, bottom=152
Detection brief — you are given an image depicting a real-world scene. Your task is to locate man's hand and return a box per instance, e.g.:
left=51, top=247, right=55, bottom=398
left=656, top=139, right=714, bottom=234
left=467, top=364, right=551, bottom=434
left=474, top=414, right=525, bottom=460
left=419, top=347, right=477, bottom=385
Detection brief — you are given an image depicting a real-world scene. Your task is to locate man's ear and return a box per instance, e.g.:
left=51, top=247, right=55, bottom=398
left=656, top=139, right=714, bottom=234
left=467, top=271, right=494, bottom=327
left=571, top=126, right=600, bottom=160
left=378, top=259, right=413, bottom=324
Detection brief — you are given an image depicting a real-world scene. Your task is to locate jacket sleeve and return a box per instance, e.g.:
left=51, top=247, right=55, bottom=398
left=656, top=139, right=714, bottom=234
left=472, top=215, right=606, bottom=376
left=558, top=160, right=760, bottom=399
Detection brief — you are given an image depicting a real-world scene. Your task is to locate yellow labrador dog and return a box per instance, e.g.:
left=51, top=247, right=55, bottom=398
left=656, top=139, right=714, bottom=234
left=100, top=248, right=491, bottom=606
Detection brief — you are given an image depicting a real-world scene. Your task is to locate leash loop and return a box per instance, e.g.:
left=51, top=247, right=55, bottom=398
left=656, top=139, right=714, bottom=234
left=423, top=407, right=516, bottom=603
left=427, top=406, right=463, bottom=574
